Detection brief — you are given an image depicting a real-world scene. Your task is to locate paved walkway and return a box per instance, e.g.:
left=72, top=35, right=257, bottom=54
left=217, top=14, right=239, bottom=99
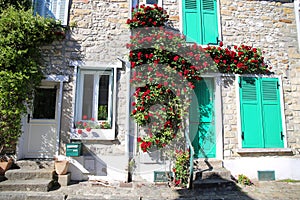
left=0, top=180, right=300, bottom=200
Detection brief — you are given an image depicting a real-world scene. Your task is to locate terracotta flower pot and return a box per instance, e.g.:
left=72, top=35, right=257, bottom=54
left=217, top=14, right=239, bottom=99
left=0, top=158, right=13, bottom=175
left=54, top=160, right=69, bottom=175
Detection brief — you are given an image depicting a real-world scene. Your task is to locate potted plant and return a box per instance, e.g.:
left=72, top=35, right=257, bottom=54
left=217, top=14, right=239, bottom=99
left=54, top=155, right=70, bottom=175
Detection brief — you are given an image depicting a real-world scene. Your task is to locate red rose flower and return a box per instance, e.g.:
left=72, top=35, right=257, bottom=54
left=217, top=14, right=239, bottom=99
left=77, top=129, right=83, bottom=134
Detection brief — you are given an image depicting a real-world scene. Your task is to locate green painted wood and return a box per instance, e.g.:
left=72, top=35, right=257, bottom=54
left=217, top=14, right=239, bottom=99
left=260, top=78, right=284, bottom=148
left=240, top=77, right=264, bottom=148
left=183, top=0, right=218, bottom=44
left=201, top=0, right=219, bottom=44
left=183, top=0, right=201, bottom=43
left=240, top=77, right=283, bottom=148
left=189, top=78, right=215, bottom=158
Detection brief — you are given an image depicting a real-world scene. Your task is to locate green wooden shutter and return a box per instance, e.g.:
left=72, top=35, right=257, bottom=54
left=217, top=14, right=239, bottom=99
left=260, top=78, right=284, bottom=148
left=200, top=0, right=219, bottom=44
left=183, top=0, right=201, bottom=43
left=240, top=77, right=264, bottom=148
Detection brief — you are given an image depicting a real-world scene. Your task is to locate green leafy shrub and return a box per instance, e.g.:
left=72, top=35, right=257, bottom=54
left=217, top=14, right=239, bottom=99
left=172, top=149, right=190, bottom=187
left=0, top=6, right=67, bottom=154
left=237, top=174, right=253, bottom=186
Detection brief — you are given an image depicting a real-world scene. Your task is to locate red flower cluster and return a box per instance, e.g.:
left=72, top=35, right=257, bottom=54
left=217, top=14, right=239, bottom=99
left=127, top=4, right=168, bottom=29
left=127, top=4, right=272, bottom=153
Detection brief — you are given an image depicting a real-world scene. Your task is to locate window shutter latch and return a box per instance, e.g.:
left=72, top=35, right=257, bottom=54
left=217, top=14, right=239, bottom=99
left=242, top=131, right=244, bottom=140
left=281, top=132, right=284, bottom=140
left=277, top=81, right=280, bottom=89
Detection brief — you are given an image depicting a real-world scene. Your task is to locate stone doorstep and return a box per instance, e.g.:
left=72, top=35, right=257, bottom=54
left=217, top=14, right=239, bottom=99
left=193, top=178, right=236, bottom=190
left=0, top=179, right=54, bottom=192
left=0, top=192, right=66, bottom=200
left=193, top=159, right=223, bottom=170
left=15, top=160, right=55, bottom=170
left=199, top=168, right=232, bottom=181
left=5, top=169, right=55, bottom=180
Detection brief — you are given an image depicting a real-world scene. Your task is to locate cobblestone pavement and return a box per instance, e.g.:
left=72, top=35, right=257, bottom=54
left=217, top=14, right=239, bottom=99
left=1, top=180, right=300, bottom=200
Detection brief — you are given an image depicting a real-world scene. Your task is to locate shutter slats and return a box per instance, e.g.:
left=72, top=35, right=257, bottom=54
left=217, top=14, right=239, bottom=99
left=203, top=0, right=214, bottom=11
left=241, top=78, right=257, bottom=101
left=262, top=80, right=277, bottom=101
left=185, top=0, right=197, bottom=9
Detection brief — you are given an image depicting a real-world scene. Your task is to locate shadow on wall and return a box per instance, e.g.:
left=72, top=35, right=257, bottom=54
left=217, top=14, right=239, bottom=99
left=38, top=31, right=85, bottom=153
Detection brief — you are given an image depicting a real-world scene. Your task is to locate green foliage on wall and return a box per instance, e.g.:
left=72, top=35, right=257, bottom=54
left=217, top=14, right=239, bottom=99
left=0, top=5, right=66, bottom=153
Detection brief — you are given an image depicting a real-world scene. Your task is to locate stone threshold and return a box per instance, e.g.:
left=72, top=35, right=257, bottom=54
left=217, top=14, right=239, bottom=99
left=236, top=148, right=294, bottom=154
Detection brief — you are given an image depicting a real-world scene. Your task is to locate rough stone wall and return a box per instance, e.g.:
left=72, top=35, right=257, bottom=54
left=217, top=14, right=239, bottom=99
left=40, top=0, right=130, bottom=156
left=220, top=0, right=300, bottom=157
left=163, top=0, right=180, bottom=29
left=163, top=0, right=300, bottom=158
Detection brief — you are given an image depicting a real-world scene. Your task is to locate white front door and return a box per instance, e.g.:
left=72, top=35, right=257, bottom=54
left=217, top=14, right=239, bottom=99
left=23, top=84, right=59, bottom=158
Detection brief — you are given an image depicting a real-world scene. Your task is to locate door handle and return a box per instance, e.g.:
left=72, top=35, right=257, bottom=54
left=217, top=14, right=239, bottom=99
left=281, top=132, right=284, bottom=140
left=27, top=114, right=30, bottom=123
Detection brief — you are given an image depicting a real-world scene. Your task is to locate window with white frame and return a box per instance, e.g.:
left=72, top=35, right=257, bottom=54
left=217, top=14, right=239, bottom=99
left=76, top=69, right=114, bottom=127
left=136, top=0, right=162, bottom=7
left=33, top=0, right=69, bottom=25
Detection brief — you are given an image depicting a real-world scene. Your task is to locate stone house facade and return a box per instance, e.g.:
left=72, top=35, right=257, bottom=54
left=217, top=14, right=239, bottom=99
left=17, top=0, right=300, bottom=182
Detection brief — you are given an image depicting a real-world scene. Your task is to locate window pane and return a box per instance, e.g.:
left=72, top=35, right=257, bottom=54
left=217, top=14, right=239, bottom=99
left=146, top=0, right=158, bottom=4
left=33, top=88, right=56, bottom=119
left=82, top=74, right=94, bottom=120
left=98, top=75, right=109, bottom=120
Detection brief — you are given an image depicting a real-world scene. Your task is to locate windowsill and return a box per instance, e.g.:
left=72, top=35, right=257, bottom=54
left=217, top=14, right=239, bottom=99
left=71, top=128, right=115, bottom=140
left=237, top=148, right=294, bottom=155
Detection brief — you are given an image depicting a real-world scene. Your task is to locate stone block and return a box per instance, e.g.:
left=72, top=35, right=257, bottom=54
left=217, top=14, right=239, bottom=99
left=58, top=173, right=71, bottom=186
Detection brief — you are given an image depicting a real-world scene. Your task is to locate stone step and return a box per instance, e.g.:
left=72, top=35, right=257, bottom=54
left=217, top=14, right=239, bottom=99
left=195, top=168, right=232, bottom=181
left=0, top=192, right=66, bottom=200
left=15, top=160, right=54, bottom=170
left=0, top=179, right=54, bottom=192
left=193, top=178, right=236, bottom=190
left=5, top=169, right=55, bottom=180
left=193, top=159, right=223, bottom=170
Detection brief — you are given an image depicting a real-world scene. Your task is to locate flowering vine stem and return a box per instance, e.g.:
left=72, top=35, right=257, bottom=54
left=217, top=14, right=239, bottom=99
left=127, top=5, right=272, bottom=154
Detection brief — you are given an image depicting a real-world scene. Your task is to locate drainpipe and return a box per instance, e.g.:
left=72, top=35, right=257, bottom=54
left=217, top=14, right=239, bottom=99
left=56, top=80, right=64, bottom=156
left=125, top=0, right=134, bottom=183
left=185, top=118, right=195, bottom=189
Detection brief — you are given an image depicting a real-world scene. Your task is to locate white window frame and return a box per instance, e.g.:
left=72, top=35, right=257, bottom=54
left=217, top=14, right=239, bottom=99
left=76, top=70, right=113, bottom=124
left=33, top=0, right=69, bottom=26
left=138, top=0, right=162, bottom=7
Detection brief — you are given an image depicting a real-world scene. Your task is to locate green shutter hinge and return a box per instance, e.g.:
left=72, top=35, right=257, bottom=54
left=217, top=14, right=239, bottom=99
left=239, top=81, right=242, bottom=88
left=281, top=132, right=284, bottom=140
left=277, top=82, right=280, bottom=89
left=242, top=131, right=244, bottom=140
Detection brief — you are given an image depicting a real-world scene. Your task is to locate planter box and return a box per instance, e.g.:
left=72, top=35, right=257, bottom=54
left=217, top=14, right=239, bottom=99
left=71, top=128, right=115, bottom=140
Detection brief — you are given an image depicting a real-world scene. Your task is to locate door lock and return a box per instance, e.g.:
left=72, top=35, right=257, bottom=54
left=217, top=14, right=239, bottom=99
left=27, top=114, right=31, bottom=123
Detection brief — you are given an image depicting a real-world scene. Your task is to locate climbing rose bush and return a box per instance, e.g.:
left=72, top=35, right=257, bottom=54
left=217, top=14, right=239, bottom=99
left=127, top=5, right=272, bottom=152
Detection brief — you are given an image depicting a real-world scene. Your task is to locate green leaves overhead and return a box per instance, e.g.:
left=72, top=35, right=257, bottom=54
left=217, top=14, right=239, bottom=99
left=0, top=5, right=67, bottom=153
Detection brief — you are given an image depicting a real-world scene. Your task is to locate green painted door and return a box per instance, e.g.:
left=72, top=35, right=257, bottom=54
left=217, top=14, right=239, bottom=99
left=240, top=77, right=284, bottom=148
left=189, top=78, right=216, bottom=158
